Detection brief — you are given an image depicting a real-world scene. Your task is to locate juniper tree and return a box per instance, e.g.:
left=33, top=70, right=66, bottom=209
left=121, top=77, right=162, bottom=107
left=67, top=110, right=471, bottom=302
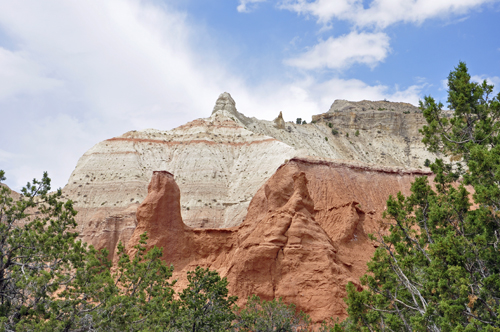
left=0, top=172, right=176, bottom=331
left=341, top=62, right=500, bottom=331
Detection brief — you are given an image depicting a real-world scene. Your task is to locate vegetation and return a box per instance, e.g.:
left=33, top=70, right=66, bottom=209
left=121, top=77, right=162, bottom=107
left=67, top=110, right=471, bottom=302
left=332, top=129, right=339, bottom=135
left=355, top=130, right=359, bottom=137
left=177, top=266, right=237, bottom=331
left=339, top=62, right=500, bottom=331
left=235, top=295, right=311, bottom=331
left=296, top=118, right=302, bottom=124
left=0, top=171, right=319, bottom=331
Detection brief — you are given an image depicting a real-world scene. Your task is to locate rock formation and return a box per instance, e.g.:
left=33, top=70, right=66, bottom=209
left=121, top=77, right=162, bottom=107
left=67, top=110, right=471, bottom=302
left=61, top=92, right=441, bottom=319
left=63, top=93, right=438, bottom=247
left=127, top=158, right=432, bottom=322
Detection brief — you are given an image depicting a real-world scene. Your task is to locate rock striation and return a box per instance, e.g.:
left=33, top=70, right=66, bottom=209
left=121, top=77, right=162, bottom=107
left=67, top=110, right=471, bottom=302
left=241, top=99, right=442, bottom=170
left=61, top=92, right=443, bottom=319
left=127, top=158, right=432, bottom=322
left=64, top=93, right=298, bottom=260
left=63, top=92, right=442, bottom=262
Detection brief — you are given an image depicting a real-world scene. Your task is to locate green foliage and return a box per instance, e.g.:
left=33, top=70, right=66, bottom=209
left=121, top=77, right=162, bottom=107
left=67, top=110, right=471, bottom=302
left=424, top=158, right=431, bottom=167
left=177, top=266, right=237, bottom=331
left=302, top=120, right=307, bottom=125
left=325, top=137, right=329, bottom=141
left=0, top=172, right=238, bottom=331
left=0, top=171, right=84, bottom=330
left=346, top=133, right=349, bottom=137
left=236, top=295, right=311, bottom=331
left=355, top=130, right=359, bottom=137
left=341, top=62, right=500, bottom=331
left=328, top=122, right=333, bottom=128
left=296, top=118, right=302, bottom=125
left=332, top=129, right=339, bottom=135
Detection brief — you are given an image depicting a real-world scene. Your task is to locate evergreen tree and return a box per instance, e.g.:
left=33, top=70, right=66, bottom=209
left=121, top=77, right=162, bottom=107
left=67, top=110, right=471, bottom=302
left=0, top=172, right=176, bottom=331
left=177, top=266, right=237, bottom=331
left=341, top=62, right=500, bottom=331
left=0, top=171, right=86, bottom=330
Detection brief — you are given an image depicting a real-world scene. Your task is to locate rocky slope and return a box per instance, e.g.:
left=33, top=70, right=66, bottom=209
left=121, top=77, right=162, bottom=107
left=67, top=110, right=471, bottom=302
left=59, top=92, right=444, bottom=319
left=63, top=93, right=439, bottom=254
left=64, top=93, right=299, bottom=257
left=127, top=159, right=431, bottom=322
left=244, top=99, right=441, bottom=169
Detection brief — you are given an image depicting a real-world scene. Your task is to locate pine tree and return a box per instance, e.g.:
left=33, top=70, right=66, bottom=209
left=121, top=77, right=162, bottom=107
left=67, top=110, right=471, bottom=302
left=340, top=62, right=500, bottom=331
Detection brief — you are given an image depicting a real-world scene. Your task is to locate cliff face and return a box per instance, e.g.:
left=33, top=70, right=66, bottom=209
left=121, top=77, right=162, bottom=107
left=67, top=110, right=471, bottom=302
left=63, top=93, right=442, bottom=265
left=59, top=92, right=442, bottom=320
left=245, top=99, right=442, bottom=169
left=64, top=93, right=300, bottom=260
left=127, top=159, right=432, bottom=322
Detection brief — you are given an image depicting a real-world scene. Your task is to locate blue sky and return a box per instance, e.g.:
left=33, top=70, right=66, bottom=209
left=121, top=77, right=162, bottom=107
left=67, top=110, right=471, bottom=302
left=1, top=0, right=499, bottom=190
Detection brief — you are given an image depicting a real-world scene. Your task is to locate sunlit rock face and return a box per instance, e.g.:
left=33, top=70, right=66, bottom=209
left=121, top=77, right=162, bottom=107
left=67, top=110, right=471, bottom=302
left=63, top=93, right=297, bottom=260
left=63, top=92, right=439, bottom=263
left=126, top=159, right=431, bottom=322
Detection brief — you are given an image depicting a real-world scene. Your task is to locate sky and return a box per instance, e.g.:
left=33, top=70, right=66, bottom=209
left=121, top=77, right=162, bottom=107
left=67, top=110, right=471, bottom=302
left=1, top=0, right=499, bottom=190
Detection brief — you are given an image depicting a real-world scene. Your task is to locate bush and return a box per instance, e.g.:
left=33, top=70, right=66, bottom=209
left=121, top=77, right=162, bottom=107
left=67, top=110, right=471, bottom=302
left=236, top=295, right=311, bottom=332
left=355, top=130, right=359, bottom=136
left=332, top=129, right=339, bottom=135
left=296, top=118, right=302, bottom=124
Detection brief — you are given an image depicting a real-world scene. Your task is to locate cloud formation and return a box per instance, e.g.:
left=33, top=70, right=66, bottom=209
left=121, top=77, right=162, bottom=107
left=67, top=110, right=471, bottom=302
left=285, top=31, right=390, bottom=70
left=237, top=0, right=267, bottom=12
left=279, top=0, right=497, bottom=28
left=0, top=48, right=62, bottom=99
left=0, top=0, right=424, bottom=190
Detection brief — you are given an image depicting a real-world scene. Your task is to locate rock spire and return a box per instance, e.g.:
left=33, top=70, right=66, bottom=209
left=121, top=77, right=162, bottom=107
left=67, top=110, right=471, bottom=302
left=212, top=92, right=237, bottom=114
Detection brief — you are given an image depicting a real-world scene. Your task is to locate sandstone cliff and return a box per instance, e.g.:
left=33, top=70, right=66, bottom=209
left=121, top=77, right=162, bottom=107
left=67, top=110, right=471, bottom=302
left=63, top=93, right=439, bottom=254
left=64, top=93, right=300, bottom=259
left=127, top=159, right=432, bottom=322
left=59, top=92, right=442, bottom=320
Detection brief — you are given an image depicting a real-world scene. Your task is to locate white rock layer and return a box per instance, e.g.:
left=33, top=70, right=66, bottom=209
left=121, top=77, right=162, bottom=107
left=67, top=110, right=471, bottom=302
left=63, top=93, right=442, bottom=255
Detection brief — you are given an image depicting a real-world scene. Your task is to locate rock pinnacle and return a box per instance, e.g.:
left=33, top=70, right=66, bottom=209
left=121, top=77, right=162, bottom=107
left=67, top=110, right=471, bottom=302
left=212, top=92, right=237, bottom=115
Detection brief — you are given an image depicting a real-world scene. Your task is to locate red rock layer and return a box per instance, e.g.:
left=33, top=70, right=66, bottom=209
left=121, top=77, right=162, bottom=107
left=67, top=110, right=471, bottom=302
left=127, top=159, right=432, bottom=322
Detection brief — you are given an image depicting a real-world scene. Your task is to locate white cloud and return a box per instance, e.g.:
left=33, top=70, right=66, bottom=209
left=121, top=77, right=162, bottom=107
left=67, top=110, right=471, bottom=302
left=0, top=149, right=18, bottom=162
left=285, top=31, right=390, bottom=70
left=279, top=0, right=497, bottom=28
left=0, top=0, right=425, bottom=191
left=229, top=76, right=423, bottom=125
left=0, top=48, right=62, bottom=100
left=471, top=75, right=500, bottom=86
left=0, top=0, right=237, bottom=189
left=238, top=0, right=267, bottom=13
left=279, top=0, right=361, bottom=24
left=441, top=79, right=449, bottom=90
